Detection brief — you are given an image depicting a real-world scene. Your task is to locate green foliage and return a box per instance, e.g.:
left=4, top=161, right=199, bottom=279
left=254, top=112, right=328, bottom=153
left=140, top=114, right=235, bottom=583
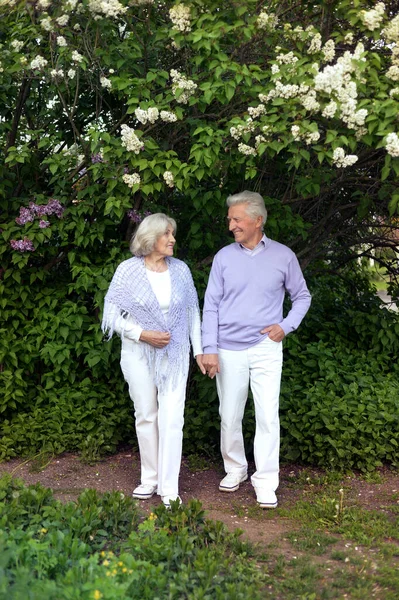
left=279, top=271, right=399, bottom=471
left=0, top=475, right=264, bottom=599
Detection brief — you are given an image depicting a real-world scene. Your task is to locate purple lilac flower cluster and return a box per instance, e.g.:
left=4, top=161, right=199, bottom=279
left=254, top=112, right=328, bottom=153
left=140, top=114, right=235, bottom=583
left=91, top=153, right=104, bottom=163
left=10, top=238, right=35, bottom=252
left=15, top=199, right=64, bottom=226
left=127, top=209, right=152, bottom=223
left=15, top=207, right=35, bottom=225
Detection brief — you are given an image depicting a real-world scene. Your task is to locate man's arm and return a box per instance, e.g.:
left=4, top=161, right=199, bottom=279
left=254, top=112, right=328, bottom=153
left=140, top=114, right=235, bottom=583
left=279, top=254, right=312, bottom=335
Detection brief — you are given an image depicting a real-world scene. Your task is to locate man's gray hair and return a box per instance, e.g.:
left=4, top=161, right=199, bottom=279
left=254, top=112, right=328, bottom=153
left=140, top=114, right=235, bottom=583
left=130, top=213, right=176, bottom=256
left=226, top=190, right=267, bottom=226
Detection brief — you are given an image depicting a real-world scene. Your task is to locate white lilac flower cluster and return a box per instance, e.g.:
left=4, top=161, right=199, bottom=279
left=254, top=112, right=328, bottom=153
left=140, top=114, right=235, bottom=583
left=308, top=33, right=322, bottom=54
left=163, top=171, right=174, bottom=187
left=385, top=34, right=399, bottom=81
left=389, top=87, right=399, bottom=98
left=247, top=104, right=266, bottom=119
left=257, top=11, right=278, bottom=30
left=344, top=32, right=354, bottom=44
left=322, top=100, right=337, bottom=118
left=291, top=125, right=320, bottom=145
left=169, top=4, right=191, bottom=33
left=360, top=2, right=385, bottom=31
left=51, top=69, right=64, bottom=78
left=11, top=40, right=24, bottom=52
left=230, top=118, right=256, bottom=140
left=332, top=147, right=358, bottom=168
left=261, top=82, right=319, bottom=113
left=65, top=0, right=79, bottom=9
left=383, top=14, right=399, bottom=42
left=385, top=132, right=399, bottom=157
left=314, top=43, right=365, bottom=94
left=37, top=0, right=50, bottom=9
left=255, top=135, right=267, bottom=149
left=122, top=173, right=141, bottom=187
left=100, top=76, right=112, bottom=89
left=291, top=125, right=301, bottom=140
left=314, top=43, right=368, bottom=134
left=134, top=107, right=178, bottom=125
left=386, top=65, right=399, bottom=81
left=57, top=36, right=67, bottom=47
left=170, top=69, right=197, bottom=104
left=160, top=110, right=178, bottom=122
left=300, top=89, right=320, bottom=112
left=40, top=16, right=52, bottom=31
left=72, top=51, right=84, bottom=63
left=121, top=124, right=144, bottom=154
left=276, top=51, right=298, bottom=65
left=322, top=40, right=335, bottom=63
left=30, top=55, right=48, bottom=70
left=237, top=143, right=257, bottom=156
left=88, top=0, right=128, bottom=19
left=68, top=68, right=76, bottom=79
left=56, top=14, right=70, bottom=26
left=135, top=107, right=159, bottom=124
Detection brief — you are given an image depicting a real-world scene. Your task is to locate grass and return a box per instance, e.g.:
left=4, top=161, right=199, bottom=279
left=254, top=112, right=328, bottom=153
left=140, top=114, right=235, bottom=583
left=253, top=474, right=399, bottom=600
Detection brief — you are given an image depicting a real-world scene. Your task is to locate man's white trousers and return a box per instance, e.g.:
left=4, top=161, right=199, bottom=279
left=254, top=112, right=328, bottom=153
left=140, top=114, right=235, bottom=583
left=216, top=336, right=283, bottom=491
left=120, top=341, right=187, bottom=497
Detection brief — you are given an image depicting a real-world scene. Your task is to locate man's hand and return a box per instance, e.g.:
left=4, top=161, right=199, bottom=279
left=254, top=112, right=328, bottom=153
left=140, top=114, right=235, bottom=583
left=260, top=324, right=285, bottom=342
left=139, top=330, right=171, bottom=348
left=202, top=353, right=220, bottom=379
left=195, top=354, right=206, bottom=375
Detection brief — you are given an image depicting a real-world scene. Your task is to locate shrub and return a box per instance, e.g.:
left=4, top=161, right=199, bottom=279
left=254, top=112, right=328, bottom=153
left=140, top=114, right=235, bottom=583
left=0, top=475, right=264, bottom=599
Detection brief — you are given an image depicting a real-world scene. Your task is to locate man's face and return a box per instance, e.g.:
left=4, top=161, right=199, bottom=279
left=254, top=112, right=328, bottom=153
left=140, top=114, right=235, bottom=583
left=227, top=203, right=263, bottom=249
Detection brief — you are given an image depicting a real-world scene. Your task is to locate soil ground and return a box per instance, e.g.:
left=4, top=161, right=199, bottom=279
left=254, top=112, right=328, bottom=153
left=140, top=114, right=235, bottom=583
left=1, top=450, right=398, bottom=547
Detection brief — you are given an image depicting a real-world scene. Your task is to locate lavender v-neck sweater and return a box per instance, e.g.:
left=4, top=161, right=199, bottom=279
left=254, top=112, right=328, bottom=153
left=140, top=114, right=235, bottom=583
left=202, top=237, right=311, bottom=354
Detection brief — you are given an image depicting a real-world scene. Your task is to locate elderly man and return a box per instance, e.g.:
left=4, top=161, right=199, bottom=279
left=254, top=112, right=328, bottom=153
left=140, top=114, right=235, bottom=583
left=202, top=191, right=311, bottom=509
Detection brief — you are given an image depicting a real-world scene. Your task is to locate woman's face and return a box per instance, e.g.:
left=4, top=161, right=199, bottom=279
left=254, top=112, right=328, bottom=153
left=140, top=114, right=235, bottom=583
left=153, top=226, right=176, bottom=257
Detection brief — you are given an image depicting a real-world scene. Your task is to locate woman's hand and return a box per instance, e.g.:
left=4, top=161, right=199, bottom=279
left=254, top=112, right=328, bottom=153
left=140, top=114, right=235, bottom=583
left=139, top=330, right=171, bottom=348
left=195, top=354, right=206, bottom=375
left=202, top=353, right=220, bottom=379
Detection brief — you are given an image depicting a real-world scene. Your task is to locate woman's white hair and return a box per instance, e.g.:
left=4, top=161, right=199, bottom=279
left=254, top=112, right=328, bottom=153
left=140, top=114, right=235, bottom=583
left=226, top=190, right=267, bottom=226
left=130, top=213, right=177, bottom=256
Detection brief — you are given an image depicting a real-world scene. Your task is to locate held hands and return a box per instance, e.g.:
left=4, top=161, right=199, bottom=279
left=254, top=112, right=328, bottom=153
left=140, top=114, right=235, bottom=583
left=260, top=324, right=285, bottom=342
left=195, top=354, right=206, bottom=375
left=202, top=354, right=220, bottom=379
left=139, top=330, right=171, bottom=348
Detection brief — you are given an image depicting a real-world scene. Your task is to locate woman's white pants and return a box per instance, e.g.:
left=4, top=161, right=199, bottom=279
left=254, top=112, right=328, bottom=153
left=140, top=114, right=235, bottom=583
left=216, top=336, right=283, bottom=491
left=120, top=341, right=187, bottom=497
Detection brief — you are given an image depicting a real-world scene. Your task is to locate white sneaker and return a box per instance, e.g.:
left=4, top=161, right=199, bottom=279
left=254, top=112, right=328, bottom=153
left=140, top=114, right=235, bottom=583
left=162, top=495, right=182, bottom=508
left=219, top=472, right=248, bottom=492
left=132, top=484, right=157, bottom=499
left=255, top=488, right=278, bottom=509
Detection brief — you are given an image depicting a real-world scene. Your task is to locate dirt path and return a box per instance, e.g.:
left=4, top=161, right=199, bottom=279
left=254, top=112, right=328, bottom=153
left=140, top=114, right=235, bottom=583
left=1, top=451, right=398, bottom=547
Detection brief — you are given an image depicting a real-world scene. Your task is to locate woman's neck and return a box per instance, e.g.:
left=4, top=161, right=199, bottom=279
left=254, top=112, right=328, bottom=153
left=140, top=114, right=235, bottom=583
left=144, top=253, right=168, bottom=273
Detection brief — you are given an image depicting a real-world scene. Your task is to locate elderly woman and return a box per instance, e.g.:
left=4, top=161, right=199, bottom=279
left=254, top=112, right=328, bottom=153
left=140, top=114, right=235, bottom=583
left=102, top=213, right=204, bottom=507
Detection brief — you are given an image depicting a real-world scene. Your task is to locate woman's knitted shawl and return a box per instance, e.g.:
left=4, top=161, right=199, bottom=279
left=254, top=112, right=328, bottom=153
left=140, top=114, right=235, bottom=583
left=102, top=256, right=200, bottom=390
